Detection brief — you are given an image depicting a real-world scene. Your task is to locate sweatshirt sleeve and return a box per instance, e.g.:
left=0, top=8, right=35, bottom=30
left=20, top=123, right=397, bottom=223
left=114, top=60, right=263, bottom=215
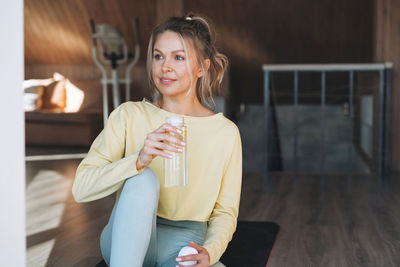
left=72, top=104, right=143, bottom=203
left=202, top=128, right=243, bottom=265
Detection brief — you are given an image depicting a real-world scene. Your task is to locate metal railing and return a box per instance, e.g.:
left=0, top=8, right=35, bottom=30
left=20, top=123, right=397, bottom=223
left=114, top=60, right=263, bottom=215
left=263, top=63, right=393, bottom=177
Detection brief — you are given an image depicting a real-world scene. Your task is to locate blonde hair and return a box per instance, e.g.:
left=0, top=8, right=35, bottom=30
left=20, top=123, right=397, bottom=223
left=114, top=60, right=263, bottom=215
left=146, top=14, right=228, bottom=110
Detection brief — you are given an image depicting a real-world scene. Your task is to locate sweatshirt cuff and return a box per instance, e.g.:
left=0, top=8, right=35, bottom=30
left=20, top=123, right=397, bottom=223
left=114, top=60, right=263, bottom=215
left=203, top=244, right=219, bottom=266
left=118, top=151, right=143, bottom=178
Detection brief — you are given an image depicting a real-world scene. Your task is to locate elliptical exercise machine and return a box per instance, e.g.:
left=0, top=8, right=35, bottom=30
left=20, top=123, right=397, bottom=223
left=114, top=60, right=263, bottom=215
left=89, top=18, right=140, bottom=125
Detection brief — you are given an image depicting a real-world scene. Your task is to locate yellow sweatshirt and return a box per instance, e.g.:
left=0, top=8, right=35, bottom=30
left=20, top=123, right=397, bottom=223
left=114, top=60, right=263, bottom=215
left=72, top=98, right=242, bottom=265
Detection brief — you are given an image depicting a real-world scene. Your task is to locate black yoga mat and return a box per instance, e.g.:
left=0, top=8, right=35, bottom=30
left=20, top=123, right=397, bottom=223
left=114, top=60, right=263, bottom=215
left=95, top=221, right=279, bottom=267
left=220, top=221, right=279, bottom=267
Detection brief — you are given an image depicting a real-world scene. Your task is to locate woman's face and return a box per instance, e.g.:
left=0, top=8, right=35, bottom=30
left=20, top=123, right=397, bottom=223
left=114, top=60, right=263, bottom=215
left=152, top=30, right=203, bottom=99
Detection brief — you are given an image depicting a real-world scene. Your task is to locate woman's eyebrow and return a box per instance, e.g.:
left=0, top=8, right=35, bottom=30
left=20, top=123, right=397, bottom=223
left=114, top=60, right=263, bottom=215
left=154, top=48, right=185, bottom=53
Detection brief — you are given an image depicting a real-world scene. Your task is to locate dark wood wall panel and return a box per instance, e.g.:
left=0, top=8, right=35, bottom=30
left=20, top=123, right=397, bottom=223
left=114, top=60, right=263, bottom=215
left=156, top=0, right=183, bottom=24
left=375, top=0, right=400, bottom=171
left=25, top=0, right=157, bottom=64
left=25, top=0, right=375, bottom=110
left=183, top=0, right=374, bottom=104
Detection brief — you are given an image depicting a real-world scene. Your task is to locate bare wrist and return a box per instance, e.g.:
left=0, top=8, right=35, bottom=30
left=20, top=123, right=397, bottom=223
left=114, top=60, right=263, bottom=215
left=136, top=157, right=145, bottom=171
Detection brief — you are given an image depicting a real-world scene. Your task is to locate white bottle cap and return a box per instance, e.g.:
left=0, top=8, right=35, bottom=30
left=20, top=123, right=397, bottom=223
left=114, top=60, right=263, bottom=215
left=166, top=116, right=184, bottom=126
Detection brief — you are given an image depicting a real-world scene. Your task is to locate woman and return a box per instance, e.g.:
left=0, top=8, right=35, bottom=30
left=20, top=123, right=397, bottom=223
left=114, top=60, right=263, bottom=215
left=72, top=14, right=242, bottom=267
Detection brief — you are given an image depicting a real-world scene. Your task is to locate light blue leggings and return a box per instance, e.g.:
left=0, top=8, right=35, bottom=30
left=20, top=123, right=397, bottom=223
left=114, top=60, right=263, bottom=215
left=100, top=168, right=225, bottom=267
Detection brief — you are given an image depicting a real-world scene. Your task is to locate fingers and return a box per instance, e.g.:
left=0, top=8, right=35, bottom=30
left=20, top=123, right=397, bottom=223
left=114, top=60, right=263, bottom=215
left=145, top=139, right=182, bottom=155
left=177, top=242, right=209, bottom=267
left=176, top=243, right=207, bottom=265
left=189, top=241, right=202, bottom=251
left=176, top=254, right=201, bottom=263
left=143, top=126, right=185, bottom=159
left=155, top=123, right=183, bottom=135
left=144, top=132, right=184, bottom=155
left=138, top=123, right=185, bottom=168
left=142, top=145, right=172, bottom=159
left=150, top=132, right=185, bottom=147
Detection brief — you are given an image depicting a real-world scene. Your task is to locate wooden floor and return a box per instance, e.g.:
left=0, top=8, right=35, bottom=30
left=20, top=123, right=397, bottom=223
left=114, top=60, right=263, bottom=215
left=240, top=173, right=400, bottom=267
left=26, top=158, right=400, bottom=266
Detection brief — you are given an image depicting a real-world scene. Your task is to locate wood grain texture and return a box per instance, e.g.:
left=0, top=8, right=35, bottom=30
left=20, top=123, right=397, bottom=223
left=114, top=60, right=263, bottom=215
left=26, top=152, right=400, bottom=266
left=239, top=172, right=400, bottom=266
left=26, top=159, right=114, bottom=267
left=24, top=0, right=157, bottom=64
left=156, top=0, right=183, bottom=25
left=183, top=0, right=374, bottom=105
left=25, top=0, right=374, bottom=104
left=374, top=0, right=400, bottom=171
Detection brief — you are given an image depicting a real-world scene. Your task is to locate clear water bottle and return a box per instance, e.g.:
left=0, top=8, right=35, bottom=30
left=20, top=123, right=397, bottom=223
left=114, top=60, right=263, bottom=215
left=163, top=116, right=187, bottom=187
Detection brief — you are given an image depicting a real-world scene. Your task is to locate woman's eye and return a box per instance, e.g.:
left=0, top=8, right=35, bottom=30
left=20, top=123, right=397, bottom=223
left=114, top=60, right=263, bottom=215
left=154, top=54, right=163, bottom=60
left=175, top=55, right=185, bottom=60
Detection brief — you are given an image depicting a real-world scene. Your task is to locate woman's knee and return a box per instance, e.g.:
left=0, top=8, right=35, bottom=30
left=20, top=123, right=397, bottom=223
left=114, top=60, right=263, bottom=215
left=122, top=167, right=160, bottom=196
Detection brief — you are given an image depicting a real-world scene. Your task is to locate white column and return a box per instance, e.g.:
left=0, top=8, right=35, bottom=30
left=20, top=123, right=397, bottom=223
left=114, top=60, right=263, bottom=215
left=0, top=0, right=26, bottom=266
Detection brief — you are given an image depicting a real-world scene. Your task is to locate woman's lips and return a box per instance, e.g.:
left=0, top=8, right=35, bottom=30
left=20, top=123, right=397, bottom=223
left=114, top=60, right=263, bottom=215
left=160, top=77, right=176, bottom=85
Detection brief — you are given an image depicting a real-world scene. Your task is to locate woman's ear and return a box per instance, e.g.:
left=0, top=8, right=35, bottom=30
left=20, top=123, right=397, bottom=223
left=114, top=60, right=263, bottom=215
left=197, top=59, right=211, bottom=77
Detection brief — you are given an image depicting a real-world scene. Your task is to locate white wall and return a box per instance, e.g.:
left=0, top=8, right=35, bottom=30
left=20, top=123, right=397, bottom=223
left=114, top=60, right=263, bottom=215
left=0, top=0, right=26, bottom=266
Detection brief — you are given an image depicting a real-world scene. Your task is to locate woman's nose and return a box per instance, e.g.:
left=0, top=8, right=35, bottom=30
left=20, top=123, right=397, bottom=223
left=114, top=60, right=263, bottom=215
left=161, top=58, right=173, bottom=72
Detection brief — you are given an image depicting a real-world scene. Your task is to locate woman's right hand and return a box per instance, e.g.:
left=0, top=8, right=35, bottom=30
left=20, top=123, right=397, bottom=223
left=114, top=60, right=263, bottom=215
left=136, top=123, right=185, bottom=170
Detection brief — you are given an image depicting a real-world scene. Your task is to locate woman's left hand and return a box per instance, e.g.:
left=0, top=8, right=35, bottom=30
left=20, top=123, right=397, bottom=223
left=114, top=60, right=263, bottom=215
left=176, top=241, right=210, bottom=267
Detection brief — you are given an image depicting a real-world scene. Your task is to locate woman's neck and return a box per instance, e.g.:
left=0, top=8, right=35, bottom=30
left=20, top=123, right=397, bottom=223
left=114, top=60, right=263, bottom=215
left=159, top=95, right=214, bottom=117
